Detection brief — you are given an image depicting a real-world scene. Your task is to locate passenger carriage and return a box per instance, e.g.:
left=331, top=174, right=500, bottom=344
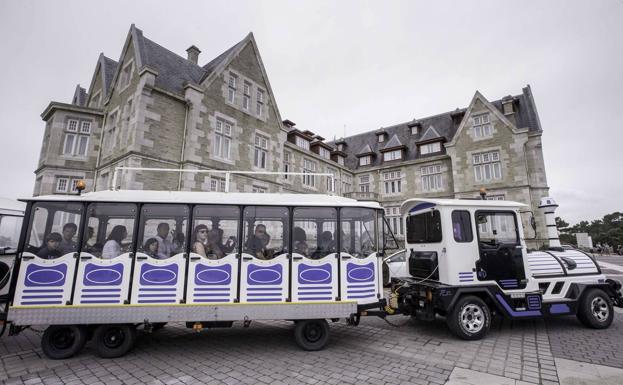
left=2, top=190, right=386, bottom=358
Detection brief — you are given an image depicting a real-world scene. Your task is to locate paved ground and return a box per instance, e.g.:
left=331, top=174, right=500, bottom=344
left=0, top=254, right=621, bottom=385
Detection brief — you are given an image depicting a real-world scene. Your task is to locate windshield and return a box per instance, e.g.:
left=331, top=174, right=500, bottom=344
left=406, top=210, right=442, bottom=244
left=0, top=215, right=23, bottom=253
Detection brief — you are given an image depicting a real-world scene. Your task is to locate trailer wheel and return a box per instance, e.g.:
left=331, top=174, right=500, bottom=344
left=294, top=319, right=330, bottom=351
left=577, top=288, right=613, bottom=329
left=93, top=324, right=137, bottom=358
left=447, top=295, right=491, bottom=340
left=41, top=325, right=87, bottom=359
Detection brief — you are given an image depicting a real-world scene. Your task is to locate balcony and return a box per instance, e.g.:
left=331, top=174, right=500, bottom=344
left=344, top=191, right=379, bottom=201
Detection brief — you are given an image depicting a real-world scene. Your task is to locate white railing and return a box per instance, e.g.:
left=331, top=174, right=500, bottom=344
left=111, top=166, right=337, bottom=193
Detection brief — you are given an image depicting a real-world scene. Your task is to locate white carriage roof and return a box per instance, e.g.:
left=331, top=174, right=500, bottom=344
left=20, top=190, right=383, bottom=209
left=401, top=197, right=527, bottom=211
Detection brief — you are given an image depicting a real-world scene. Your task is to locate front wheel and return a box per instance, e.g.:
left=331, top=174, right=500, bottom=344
left=93, top=324, right=137, bottom=358
left=41, top=325, right=87, bottom=359
left=577, top=288, right=614, bottom=329
left=446, top=295, right=491, bottom=340
left=294, top=319, right=330, bottom=351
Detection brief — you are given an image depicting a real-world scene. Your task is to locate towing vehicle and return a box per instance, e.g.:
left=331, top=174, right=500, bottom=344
left=389, top=197, right=623, bottom=340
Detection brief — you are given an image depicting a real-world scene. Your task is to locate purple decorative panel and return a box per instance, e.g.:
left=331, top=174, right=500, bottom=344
left=24, top=263, right=68, bottom=287
left=247, top=264, right=283, bottom=285
left=346, top=262, right=374, bottom=283
left=297, top=263, right=331, bottom=284
left=139, top=263, right=178, bottom=286
left=83, top=263, right=123, bottom=286
left=194, top=264, right=232, bottom=286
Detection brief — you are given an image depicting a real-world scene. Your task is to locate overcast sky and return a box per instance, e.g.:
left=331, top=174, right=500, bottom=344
left=0, top=0, right=621, bottom=224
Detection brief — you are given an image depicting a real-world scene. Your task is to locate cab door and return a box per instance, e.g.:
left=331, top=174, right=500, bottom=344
left=475, top=211, right=526, bottom=290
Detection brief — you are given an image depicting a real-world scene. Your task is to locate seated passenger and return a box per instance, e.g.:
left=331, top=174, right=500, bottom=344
left=155, top=222, right=173, bottom=259
left=312, top=231, right=336, bottom=259
left=60, top=223, right=78, bottom=254
left=102, top=225, right=128, bottom=259
left=37, top=232, right=63, bottom=259
left=205, top=227, right=225, bottom=259
left=293, top=227, right=308, bottom=256
left=215, top=226, right=236, bottom=254
left=191, top=224, right=209, bottom=258
left=143, top=238, right=159, bottom=258
left=245, top=224, right=271, bottom=260
left=83, top=226, right=98, bottom=253
left=172, top=231, right=186, bottom=254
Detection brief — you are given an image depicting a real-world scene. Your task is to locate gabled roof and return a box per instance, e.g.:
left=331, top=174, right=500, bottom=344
left=381, top=134, right=405, bottom=151
left=102, top=55, right=119, bottom=95
left=328, top=86, right=542, bottom=169
left=418, top=125, right=443, bottom=143
left=356, top=144, right=374, bottom=157
left=201, top=38, right=248, bottom=81
left=72, top=85, right=88, bottom=107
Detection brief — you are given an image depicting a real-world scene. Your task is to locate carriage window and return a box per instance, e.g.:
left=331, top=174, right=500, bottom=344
left=341, top=208, right=377, bottom=258
left=0, top=215, right=22, bottom=253
left=27, top=202, right=82, bottom=259
left=406, top=210, right=442, bottom=244
left=293, top=207, right=337, bottom=259
left=138, top=205, right=189, bottom=259
left=243, top=206, right=289, bottom=260
left=192, top=205, right=240, bottom=259
left=476, top=212, right=518, bottom=245
left=452, top=210, right=473, bottom=243
left=83, top=203, right=136, bottom=259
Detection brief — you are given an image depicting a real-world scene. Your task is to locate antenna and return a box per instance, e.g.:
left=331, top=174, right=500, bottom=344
left=343, top=124, right=346, bottom=138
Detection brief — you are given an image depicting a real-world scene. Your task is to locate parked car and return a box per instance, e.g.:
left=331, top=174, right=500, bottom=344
left=382, top=249, right=407, bottom=286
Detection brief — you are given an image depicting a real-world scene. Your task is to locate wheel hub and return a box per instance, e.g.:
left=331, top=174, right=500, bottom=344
left=591, top=297, right=609, bottom=322
left=460, top=304, right=484, bottom=333
left=51, top=328, right=75, bottom=350
left=304, top=324, right=322, bottom=342
left=103, top=328, right=125, bottom=348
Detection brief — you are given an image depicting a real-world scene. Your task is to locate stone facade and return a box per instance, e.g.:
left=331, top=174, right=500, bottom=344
left=34, top=24, right=550, bottom=246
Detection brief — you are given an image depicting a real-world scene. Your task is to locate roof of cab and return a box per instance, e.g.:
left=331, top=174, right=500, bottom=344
left=401, top=198, right=526, bottom=213
left=20, top=190, right=383, bottom=209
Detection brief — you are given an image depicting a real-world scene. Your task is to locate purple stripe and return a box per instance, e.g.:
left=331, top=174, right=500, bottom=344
left=22, top=295, right=63, bottom=299
left=248, top=287, right=282, bottom=291
left=83, top=288, right=121, bottom=292
left=348, top=294, right=375, bottom=299
left=347, top=289, right=376, bottom=294
left=23, top=289, right=63, bottom=293
left=195, top=287, right=233, bottom=291
left=459, top=272, right=473, bottom=274
left=298, top=297, right=332, bottom=301
left=459, top=279, right=474, bottom=282
left=81, top=294, right=121, bottom=298
left=246, top=298, right=282, bottom=302
left=347, top=283, right=375, bottom=288
left=247, top=292, right=281, bottom=297
left=194, top=293, right=230, bottom=297
left=495, top=294, right=541, bottom=317
left=532, top=267, right=563, bottom=271
left=193, top=299, right=231, bottom=303
left=296, top=291, right=332, bottom=295
left=137, top=300, right=176, bottom=304
left=139, top=288, right=176, bottom=292
left=138, top=294, right=176, bottom=298
left=299, top=286, right=333, bottom=290
left=21, top=301, right=63, bottom=305
left=81, top=300, right=120, bottom=304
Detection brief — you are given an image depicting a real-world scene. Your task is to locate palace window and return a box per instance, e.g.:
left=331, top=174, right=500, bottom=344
left=56, top=177, right=68, bottom=193
left=295, top=136, right=310, bottom=150
left=359, top=175, right=370, bottom=192
left=210, top=177, right=226, bottom=192
left=378, top=135, right=384, bottom=143
left=383, top=170, right=402, bottom=195
left=63, top=119, right=91, bottom=157
left=303, top=158, right=317, bottom=187
left=383, top=149, right=402, bottom=161
left=337, top=155, right=345, bottom=166
left=243, top=81, right=251, bottom=110
left=228, top=73, right=237, bottom=104
left=421, top=164, right=443, bottom=192
left=319, top=147, right=331, bottom=159
left=473, top=113, right=493, bottom=138
left=359, top=155, right=371, bottom=166
left=252, top=186, right=267, bottom=193
left=326, top=168, right=337, bottom=192
left=283, top=151, right=292, bottom=180
left=411, top=126, right=418, bottom=135
left=254, top=134, right=269, bottom=169
left=119, top=61, right=133, bottom=90
left=256, top=89, right=264, bottom=116
left=214, top=119, right=233, bottom=160
left=473, top=151, right=502, bottom=182
left=420, top=142, right=441, bottom=155
left=106, top=111, right=118, bottom=151
left=385, top=206, right=403, bottom=236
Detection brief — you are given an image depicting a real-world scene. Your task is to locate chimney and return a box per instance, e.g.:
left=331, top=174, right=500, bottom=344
left=186, top=45, right=201, bottom=64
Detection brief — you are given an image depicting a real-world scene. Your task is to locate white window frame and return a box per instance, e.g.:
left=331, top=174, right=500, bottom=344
left=383, top=170, right=402, bottom=195
left=385, top=206, right=403, bottom=236
left=383, top=149, right=402, bottom=162
left=295, top=136, right=310, bottom=150
left=119, top=60, right=134, bottom=91
left=359, top=175, right=370, bottom=192
left=210, top=177, right=227, bottom=192
left=420, top=142, right=441, bottom=155
left=80, top=121, right=91, bottom=134
left=326, top=168, right=337, bottom=193
left=411, top=126, right=418, bottom=135
left=243, top=81, right=251, bottom=110
left=256, top=89, right=264, bottom=116
left=63, top=119, right=90, bottom=157
left=56, top=177, right=69, bottom=193
left=473, top=150, right=502, bottom=183
left=252, top=186, right=267, bottom=193
left=106, top=110, right=119, bottom=151
left=359, top=155, right=371, bottom=166
left=378, top=134, right=384, bottom=143
left=283, top=151, right=292, bottom=180
left=421, top=164, right=443, bottom=192
left=228, top=73, right=237, bottom=104
left=214, top=119, right=233, bottom=160
left=67, top=119, right=79, bottom=132
left=319, top=147, right=331, bottom=159
left=337, top=156, right=344, bottom=166
left=473, top=113, right=493, bottom=138
left=302, top=158, right=317, bottom=188
left=342, top=174, right=352, bottom=194
left=254, top=134, right=269, bottom=169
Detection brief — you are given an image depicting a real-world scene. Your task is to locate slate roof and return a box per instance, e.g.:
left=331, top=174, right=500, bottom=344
left=418, top=125, right=442, bottom=142
left=381, top=134, right=404, bottom=151
left=328, top=86, right=542, bottom=170
left=72, top=85, right=88, bottom=107
left=356, top=144, right=373, bottom=156
left=102, top=55, right=118, bottom=96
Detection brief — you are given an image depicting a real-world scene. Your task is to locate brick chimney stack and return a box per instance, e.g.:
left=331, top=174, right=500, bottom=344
left=186, top=45, right=201, bottom=64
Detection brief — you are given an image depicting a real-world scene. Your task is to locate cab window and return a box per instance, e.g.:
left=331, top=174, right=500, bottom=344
left=83, top=203, right=137, bottom=259
left=192, top=205, right=239, bottom=259
left=341, top=208, right=377, bottom=258
left=406, top=210, right=442, bottom=243
left=26, top=202, right=83, bottom=259
left=0, top=215, right=23, bottom=253
left=452, top=210, right=473, bottom=243
left=138, top=204, right=189, bottom=259
left=476, top=211, right=519, bottom=245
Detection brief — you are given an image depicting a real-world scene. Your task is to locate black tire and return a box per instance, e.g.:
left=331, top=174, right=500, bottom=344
left=294, top=319, right=330, bottom=351
left=93, top=324, right=137, bottom=358
left=152, top=322, right=167, bottom=331
left=446, top=295, right=491, bottom=340
left=41, top=325, right=87, bottom=359
left=576, top=288, right=614, bottom=329
left=382, top=263, right=390, bottom=287
left=0, top=261, right=10, bottom=290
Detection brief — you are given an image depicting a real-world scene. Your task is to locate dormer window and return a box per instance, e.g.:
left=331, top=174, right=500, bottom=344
left=337, top=144, right=344, bottom=151
left=295, top=136, right=310, bottom=150
left=359, top=155, right=371, bottom=166
left=473, top=114, right=492, bottom=138
left=337, top=156, right=345, bottom=166
left=420, top=142, right=441, bottom=155
left=319, top=147, right=331, bottom=159
left=378, top=135, right=384, bottom=143
left=383, top=149, right=402, bottom=161
left=411, top=126, right=418, bottom=135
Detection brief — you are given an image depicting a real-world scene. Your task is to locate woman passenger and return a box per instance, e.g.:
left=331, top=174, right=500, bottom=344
left=191, top=224, right=209, bottom=257
left=102, top=225, right=128, bottom=259
left=205, top=227, right=225, bottom=259
left=143, top=238, right=159, bottom=258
